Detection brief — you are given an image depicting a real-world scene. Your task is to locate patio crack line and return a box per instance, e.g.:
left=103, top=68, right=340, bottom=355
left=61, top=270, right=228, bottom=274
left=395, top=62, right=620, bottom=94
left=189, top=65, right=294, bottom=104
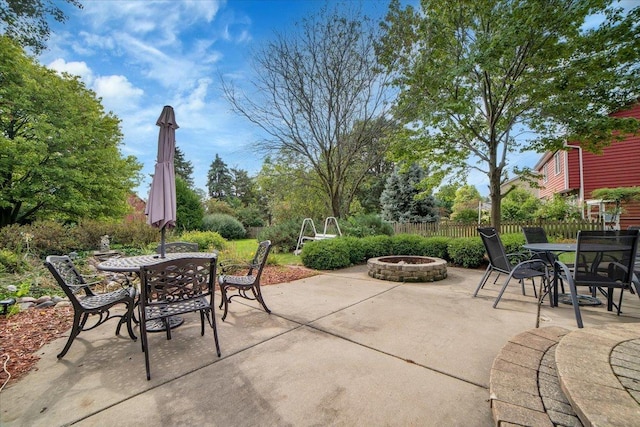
left=64, top=284, right=417, bottom=426
left=306, top=323, right=488, bottom=391
left=271, top=283, right=489, bottom=391
left=63, top=323, right=308, bottom=426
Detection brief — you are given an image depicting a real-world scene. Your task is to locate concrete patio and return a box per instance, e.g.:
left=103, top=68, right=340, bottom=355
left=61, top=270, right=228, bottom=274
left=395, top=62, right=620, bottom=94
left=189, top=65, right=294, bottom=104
left=1, top=265, right=639, bottom=426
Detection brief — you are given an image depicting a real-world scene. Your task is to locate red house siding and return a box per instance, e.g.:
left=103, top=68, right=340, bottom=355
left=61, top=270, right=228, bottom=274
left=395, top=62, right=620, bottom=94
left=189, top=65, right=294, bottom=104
left=536, top=103, right=640, bottom=228
left=537, top=151, right=571, bottom=199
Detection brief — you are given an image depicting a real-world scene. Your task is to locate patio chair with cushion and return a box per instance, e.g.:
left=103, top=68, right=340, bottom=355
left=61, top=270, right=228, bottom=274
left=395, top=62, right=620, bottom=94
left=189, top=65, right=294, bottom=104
left=138, top=256, right=221, bottom=380
left=218, top=240, right=272, bottom=321
left=156, top=241, right=199, bottom=254
left=44, top=255, right=137, bottom=358
left=473, top=227, right=549, bottom=308
left=554, top=229, right=639, bottom=328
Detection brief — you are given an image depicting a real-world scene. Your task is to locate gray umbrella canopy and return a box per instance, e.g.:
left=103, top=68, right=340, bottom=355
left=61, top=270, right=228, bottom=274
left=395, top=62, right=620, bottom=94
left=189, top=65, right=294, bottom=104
left=145, top=105, right=179, bottom=257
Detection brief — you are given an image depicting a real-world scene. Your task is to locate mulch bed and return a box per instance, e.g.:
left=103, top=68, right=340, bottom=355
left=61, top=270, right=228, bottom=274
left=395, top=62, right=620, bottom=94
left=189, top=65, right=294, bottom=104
left=0, top=265, right=318, bottom=389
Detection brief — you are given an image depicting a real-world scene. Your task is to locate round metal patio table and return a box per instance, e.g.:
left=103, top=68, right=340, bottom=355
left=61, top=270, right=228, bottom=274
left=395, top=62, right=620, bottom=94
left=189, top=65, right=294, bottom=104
left=97, top=252, right=218, bottom=331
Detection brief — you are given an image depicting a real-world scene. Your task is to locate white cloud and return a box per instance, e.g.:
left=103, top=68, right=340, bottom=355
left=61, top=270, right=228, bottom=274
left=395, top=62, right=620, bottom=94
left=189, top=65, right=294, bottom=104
left=47, top=58, right=94, bottom=85
left=93, top=75, right=144, bottom=112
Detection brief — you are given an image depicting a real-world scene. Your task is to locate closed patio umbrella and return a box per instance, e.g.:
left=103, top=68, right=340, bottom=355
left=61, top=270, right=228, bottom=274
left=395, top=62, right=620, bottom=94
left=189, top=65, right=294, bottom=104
left=145, top=105, right=179, bottom=258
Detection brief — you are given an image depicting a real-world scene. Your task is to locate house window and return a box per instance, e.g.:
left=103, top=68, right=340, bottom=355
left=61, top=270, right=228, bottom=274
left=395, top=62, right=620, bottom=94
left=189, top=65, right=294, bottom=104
left=554, top=152, right=561, bottom=175
left=542, top=164, right=548, bottom=183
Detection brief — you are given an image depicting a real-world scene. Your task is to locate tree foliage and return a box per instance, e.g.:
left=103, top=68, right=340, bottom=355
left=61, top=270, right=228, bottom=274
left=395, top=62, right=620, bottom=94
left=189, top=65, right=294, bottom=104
left=0, top=0, right=82, bottom=53
left=380, top=163, right=439, bottom=223
left=255, top=156, right=327, bottom=224
left=206, top=153, right=232, bottom=199
left=450, top=184, right=483, bottom=223
left=175, top=177, right=203, bottom=231
left=0, top=36, right=141, bottom=228
left=377, top=0, right=640, bottom=231
left=223, top=4, right=395, bottom=218
left=500, top=187, right=541, bottom=221
left=174, top=146, right=194, bottom=188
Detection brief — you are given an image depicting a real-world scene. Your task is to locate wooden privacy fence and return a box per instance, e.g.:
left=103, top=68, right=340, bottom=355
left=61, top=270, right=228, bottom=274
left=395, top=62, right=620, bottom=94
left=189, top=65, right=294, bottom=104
left=391, top=220, right=601, bottom=240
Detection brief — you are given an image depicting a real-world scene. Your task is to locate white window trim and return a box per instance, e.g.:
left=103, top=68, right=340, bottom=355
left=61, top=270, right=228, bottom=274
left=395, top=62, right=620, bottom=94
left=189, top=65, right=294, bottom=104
left=554, top=152, right=561, bottom=175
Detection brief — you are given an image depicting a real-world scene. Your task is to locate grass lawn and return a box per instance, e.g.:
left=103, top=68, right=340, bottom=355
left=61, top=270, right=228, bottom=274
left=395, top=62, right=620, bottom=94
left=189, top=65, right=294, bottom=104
left=224, top=239, right=302, bottom=266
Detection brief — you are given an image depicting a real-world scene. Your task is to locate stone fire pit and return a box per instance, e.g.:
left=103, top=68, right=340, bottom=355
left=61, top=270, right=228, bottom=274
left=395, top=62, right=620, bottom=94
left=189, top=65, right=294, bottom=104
left=367, top=255, right=447, bottom=282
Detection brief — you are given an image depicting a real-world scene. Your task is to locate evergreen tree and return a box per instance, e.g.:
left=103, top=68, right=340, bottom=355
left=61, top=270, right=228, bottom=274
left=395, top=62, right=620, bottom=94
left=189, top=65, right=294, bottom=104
left=230, top=167, right=255, bottom=206
left=380, top=164, right=439, bottom=223
left=174, top=146, right=194, bottom=188
left=175, top=177, right=203, bottom=230
left=206, top=154, right=232, bottom=199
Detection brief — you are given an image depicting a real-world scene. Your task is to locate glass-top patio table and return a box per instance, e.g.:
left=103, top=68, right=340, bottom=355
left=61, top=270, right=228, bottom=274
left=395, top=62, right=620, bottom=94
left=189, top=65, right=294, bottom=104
left=97, top=252, right=217, bottom=331
left=522, top=242, right=627, bottom=308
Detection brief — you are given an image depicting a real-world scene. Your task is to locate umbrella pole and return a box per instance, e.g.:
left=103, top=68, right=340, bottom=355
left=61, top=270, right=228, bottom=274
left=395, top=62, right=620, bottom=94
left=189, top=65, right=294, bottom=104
left=160, top=226, right=166, bottom=258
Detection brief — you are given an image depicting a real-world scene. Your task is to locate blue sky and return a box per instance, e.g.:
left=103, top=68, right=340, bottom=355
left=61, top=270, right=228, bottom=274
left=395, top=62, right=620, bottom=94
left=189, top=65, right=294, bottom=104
left=38, top=0, right=634, bottom=200
left=39, top=0, right=393, bottom=199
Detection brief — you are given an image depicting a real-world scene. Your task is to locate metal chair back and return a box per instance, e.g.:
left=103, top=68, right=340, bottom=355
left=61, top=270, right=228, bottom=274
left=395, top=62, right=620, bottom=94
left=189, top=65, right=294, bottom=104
left=218, top=240, right=272, bottom=321
left=44, top=255, right=137, bottom=358
left=572, top=230, right=638, bottom=286
left=138, top=256, right=220, bottom=379
left=522, top=227, right=549, bottom=244
left=157, top=241, right=198, bottom=254
left=477, top=227, right=512, bottom=273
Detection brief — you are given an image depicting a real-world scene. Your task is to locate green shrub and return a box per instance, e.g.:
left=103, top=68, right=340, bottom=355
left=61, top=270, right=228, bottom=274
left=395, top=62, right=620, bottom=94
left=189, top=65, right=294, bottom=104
left=500, top=233, right=527, bottom=256
left=25, top=221, right=76, bottom=256
left=300, top=239, right=352, bottom=270
left=110, top=221, right=159, bottom=248
left=257, top=219, right=301, bottom=253
left=447, top=237, right=486, bottom=268
left=339, top=236, right=367, bottom=265
left=73, top=219, right=114, bottom=250
left=423, top=237, right=451, bottom=260
left=342, top=214, right=393, bottom=237
left=360, top=235, right=392, bottom=259
left=390, top=234, right=428, bottom=255
left=201, top=214, right=246, bottom=240
left=0, top=224, right=28, bottom=253
left=235, top=206, right=265, bottom=227
left=0, top=249, right=27, bottom=274
left=178, top=231, right=227, bottom=251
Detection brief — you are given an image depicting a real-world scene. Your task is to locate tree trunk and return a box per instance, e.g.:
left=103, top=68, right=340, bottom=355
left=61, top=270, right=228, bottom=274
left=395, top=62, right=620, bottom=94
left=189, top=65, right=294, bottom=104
left=489, top=170, right=502, bottom=232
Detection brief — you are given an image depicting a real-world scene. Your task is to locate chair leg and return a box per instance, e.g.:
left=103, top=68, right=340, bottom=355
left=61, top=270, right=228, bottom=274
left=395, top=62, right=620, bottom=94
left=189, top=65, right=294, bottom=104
left=200, top=311, right=205, bottom=336
left=616, top=288, right=624, bottom=315
left=567, top=281, right=584, bottom=328
left=493, top=272, right=518, bottom=309
left=139, top=311, right=151, bottom=380
left=473, top=266, right=493, bottom=297
left=57, top=310, right=83, bottom=359
left=220, top=285, right=230, bottom=321
left=252, top=286, right=271, bottom=314
left=209, top=308, right=221, bottom=357
left=124, top=303, right=137, bottom=340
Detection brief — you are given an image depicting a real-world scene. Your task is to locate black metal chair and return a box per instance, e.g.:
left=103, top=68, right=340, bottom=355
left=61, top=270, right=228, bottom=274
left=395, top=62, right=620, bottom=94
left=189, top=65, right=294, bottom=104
left=44, top=255, right=137, bottom=358
left=157, top=241, right=199, bottom=254
left=554, top=229, right=639, bottom=328
left=138, top=256, right=221, bottom=380
left=473, top=227, right=549, bottom=308
left=629, top=226, right=640, bottom=295
left=522, top=226, right=568, bottom=294
left=522, top=226, right=555, bottom=264
left=218, top=240, right=272, bottom=321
